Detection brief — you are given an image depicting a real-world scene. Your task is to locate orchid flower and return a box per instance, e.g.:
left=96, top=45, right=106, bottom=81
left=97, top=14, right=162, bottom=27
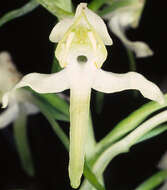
left=2, top=3, right=164, bottom=188
left=103, top=0, right=153, bottom=58
left=0, top=52, right=38, bottom=129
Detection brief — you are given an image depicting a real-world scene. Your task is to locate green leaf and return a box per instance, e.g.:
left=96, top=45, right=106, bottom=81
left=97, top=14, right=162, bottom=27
left=96, top=94, right=167, bottom=157
left=0, top=0, right=39, bottom=27
left=137, top=124, right=167, bottom=144
left=13, top=111, right=35, bottom=177
left=36, top=0, right=73, bottom=20
left=36, top=93, right=69, bottom=116
left=33, top=92, right=69, bottom=121
left=99, top=0, right=135, bottom=16
left=88, top=0, right=109, bottom=11
left=135, top=170, right=167, bottom=190
left=35, top=95, right=69, bottom=121
left=83, top=163, right=105, bottom=190
left=50, top=0, right=73, bottom=12
left=91, top=110, right=167, bottom=176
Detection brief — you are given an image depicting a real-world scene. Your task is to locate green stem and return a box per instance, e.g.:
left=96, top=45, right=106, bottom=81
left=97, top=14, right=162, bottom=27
left=95, top=92, right=104, bottom=115
left=88, top=0, right=109, bottom=11
left=0, top=0, right=39, bottom=27
left=126, top=48, right=138, bottom=97
left=126, top=48, right=136, bottom=71
left=13, top=112, right=35, bottom=177
left=135, top=170, right=167, bottom=190
left=35, top=98, right=69, bottom=150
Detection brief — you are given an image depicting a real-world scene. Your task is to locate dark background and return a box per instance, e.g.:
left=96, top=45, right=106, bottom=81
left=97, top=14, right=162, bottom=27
left=0, top=0, right=167, bottom=189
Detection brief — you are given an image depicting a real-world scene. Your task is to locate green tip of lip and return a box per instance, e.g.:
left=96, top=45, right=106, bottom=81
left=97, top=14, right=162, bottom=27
left=70, top=177, right=81, bottom=189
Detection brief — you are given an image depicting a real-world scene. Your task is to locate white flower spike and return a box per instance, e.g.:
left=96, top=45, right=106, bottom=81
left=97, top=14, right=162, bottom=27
left=103, top=0, right=153, bottom=58
left=0, top=51, right=38, bottom=130
left=2, top=3, right=164, bottom=188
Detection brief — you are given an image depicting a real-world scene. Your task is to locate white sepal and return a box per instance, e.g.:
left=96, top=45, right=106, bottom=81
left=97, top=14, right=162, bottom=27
left=49, top=18, right=74, bottom=42
left=14, top=71, right=69, bottom=93
left=108, top=16, right=153, bottom=58
left=2, top=70, right=70, bottom=108
left=82, top=4, right=113, bottom=45
left=92, top=70, right=164, bottom=104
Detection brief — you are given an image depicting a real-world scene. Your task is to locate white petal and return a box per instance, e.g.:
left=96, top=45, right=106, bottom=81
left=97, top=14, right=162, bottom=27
left=2, top=70, right=69, bottom=108
left=49, top=18, right=74, bottom=42
left=0, top=103, right=19, bottom=129
left=108, top=16, right=153, bottom=57
left=75, top=3, right=87, bottom=18
left=84, top=5, right=113, bottom=46
left=92, top=70, right=164, bottom=104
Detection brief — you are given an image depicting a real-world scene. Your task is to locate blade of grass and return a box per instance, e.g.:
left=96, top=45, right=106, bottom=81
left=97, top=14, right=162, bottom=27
left=99, top=0, right=134, bottom=16
left=126, top=48, right=136, bottom=71
left=34, top=97, right=69, bottom=149
left=0, top=0, right=39, bottom=27
left=88, top=0, right=109, bottom=11
left=13, top=110, right=35, bottom=177
left=135, top=170, right=167, bottom=190
left=36, top=0, right=73, bottom=19
left=96, top=95, right=167, bottom=157
left=137, top=124, right=167, bottom=144
left=94, top=110, right=167, bottom=176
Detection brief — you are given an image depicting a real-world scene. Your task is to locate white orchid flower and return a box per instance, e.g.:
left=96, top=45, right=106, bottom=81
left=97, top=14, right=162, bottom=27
left=0, top=52, right=38, bottom=130
left=2, top=3, right=164, bottom=188
left=103, top=0, right=153, bottom=57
